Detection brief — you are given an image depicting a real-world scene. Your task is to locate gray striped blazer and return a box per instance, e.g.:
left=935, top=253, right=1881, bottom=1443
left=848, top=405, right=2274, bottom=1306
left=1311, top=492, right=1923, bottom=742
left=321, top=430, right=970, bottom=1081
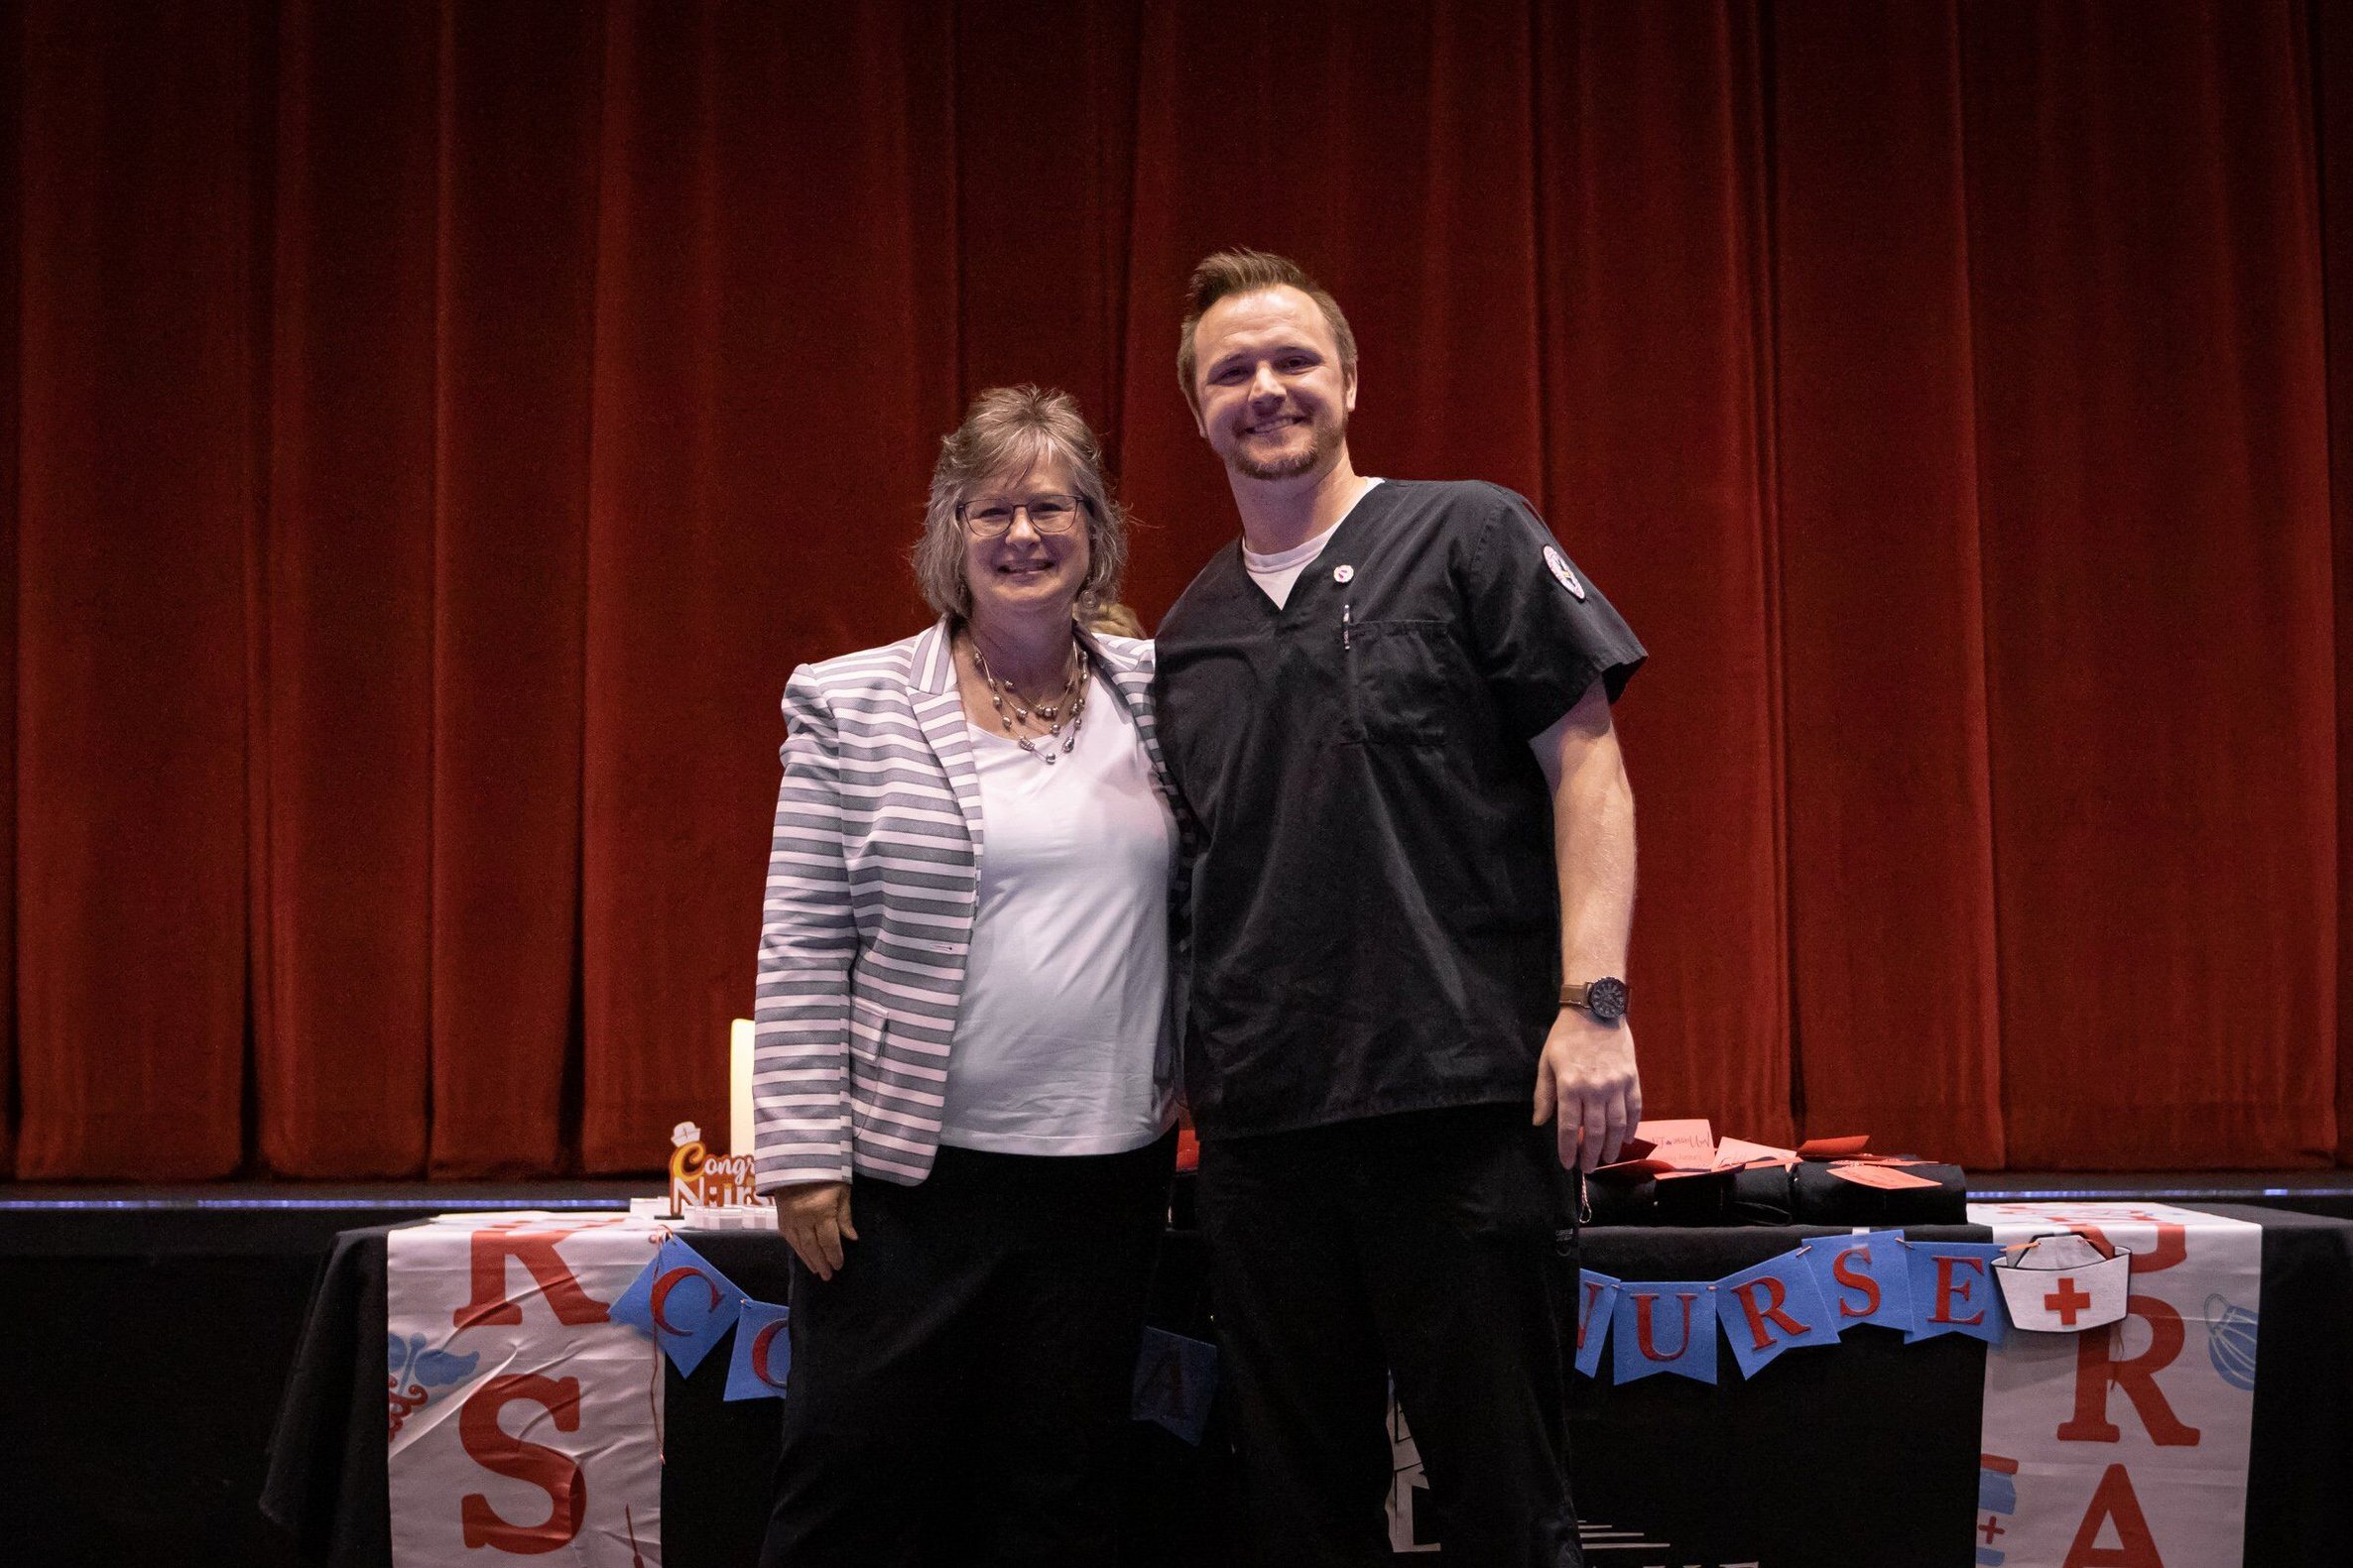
left=752, top=618, right=1184, bottom=1190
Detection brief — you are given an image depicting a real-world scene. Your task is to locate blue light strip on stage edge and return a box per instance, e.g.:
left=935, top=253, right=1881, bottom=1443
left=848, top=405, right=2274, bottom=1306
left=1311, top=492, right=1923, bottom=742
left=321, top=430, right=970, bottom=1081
left=0, top=1196, right=633, bottom=1212
left=1983, top=1185, right=2353, bottom=1201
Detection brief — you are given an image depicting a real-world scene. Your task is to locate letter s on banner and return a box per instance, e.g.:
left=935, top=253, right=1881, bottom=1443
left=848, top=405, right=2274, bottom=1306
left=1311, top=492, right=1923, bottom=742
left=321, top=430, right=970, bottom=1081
left=457, top=1375, right=588, bottom=1553
left=1830, top=1244, right=1881, bottom=1318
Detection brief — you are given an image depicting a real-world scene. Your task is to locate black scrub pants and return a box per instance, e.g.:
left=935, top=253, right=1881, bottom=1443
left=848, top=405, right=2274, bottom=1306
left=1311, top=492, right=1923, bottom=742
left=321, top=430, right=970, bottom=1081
left=759, top=1131, right=1176, bottom=1568
left=1197, top=1104, right=1583, bottom=1568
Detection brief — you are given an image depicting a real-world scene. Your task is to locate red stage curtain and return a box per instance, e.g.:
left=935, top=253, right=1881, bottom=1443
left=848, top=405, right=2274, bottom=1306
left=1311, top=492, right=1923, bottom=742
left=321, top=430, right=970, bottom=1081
left=0, top=4, right=20, bottom=1176
left=1532, top=1, right=1792, bottom=1146
left=16, top=2, right=261, bottom=1178
left=5, top=0, right=2347, bottom=1176
left=1959, top=3, right=2335, bottom=1167
left=577, top=2, right=958, bottom=1171
left=2323, top=0, right=2353, bottom=1167
left=1773, top=1, right=2006, bottom=1168
left=421, top=4, right=605, bottom=1178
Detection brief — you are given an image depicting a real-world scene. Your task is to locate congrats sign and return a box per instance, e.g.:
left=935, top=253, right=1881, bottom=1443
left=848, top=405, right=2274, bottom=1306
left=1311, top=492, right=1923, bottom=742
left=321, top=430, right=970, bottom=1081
left=387, top=1213, right=667, bottom=1567
left=1970, top=1202, right=2261, bottom=1568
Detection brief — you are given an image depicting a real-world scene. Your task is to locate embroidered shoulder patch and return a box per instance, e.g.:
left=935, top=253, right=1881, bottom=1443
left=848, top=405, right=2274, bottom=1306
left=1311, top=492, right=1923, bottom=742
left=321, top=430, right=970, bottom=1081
left=1544, top=544, right=1586, bottom=600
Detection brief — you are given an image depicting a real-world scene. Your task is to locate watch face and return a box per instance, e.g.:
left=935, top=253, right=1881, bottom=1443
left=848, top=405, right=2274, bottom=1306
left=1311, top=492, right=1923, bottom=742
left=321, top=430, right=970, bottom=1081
left=1587, top=977, right=1629, bottom=1021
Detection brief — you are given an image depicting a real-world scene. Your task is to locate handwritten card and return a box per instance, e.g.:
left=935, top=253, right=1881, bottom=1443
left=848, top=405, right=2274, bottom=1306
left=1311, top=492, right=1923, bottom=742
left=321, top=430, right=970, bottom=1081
left=1633, top=1119, right=1717, bottom=1170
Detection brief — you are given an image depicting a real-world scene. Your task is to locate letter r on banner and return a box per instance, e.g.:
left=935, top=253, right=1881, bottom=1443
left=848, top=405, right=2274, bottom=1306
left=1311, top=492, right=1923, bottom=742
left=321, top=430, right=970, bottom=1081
left=455, top=1229, right=611, bottom=1330
left=1716, top=1250, right=1841, bottom=1377
left=1732, top=1275, right=1806, bottom=1350
left=2056, top=1302, right=2200, bottom=1447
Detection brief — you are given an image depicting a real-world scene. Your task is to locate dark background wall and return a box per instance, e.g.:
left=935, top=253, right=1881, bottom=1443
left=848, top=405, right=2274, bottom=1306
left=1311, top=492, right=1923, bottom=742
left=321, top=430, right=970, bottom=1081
left=6, top=0, right=2352, bottom=1178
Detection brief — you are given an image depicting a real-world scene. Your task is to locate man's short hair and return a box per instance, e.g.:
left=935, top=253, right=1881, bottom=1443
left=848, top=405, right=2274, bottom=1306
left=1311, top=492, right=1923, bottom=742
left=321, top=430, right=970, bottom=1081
left=913, top=385, right=1128, bottom=622
left=1176, top=249, right=1358, bottom=409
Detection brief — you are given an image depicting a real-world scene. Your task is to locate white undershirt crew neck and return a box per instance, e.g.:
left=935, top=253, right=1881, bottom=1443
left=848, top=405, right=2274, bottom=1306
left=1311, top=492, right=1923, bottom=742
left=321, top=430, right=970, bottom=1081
left=1241, top=477, right=1384, bottom=608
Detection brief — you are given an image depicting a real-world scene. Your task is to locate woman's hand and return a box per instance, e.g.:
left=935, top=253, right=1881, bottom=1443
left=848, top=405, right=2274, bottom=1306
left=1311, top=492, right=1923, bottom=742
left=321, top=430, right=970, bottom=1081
left=777, top=1180, right=858, bottom=1280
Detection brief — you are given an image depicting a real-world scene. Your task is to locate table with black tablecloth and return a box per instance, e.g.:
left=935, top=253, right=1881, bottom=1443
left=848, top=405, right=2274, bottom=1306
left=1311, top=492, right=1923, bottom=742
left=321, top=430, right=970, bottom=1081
left=262, top=1204, right=2353, bottom=1567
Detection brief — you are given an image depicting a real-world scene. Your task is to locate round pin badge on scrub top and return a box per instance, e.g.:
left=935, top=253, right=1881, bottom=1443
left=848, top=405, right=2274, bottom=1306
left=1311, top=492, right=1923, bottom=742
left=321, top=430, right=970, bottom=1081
left=1332, top=563, right=1355, bottom=584
left=1543, top=544, right=1585, bottom=600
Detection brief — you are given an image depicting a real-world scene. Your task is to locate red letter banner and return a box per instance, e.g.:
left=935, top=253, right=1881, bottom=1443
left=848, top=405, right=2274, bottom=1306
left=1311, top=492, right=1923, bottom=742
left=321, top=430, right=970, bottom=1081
left=1611, top=1282, right=1719, bottom=1385
left=1714, top=1248, right=1842, bottom=1377
left=1973, top=1201, right=2260, bottom=1568
left=388, top=1213, right=665, bottom=1568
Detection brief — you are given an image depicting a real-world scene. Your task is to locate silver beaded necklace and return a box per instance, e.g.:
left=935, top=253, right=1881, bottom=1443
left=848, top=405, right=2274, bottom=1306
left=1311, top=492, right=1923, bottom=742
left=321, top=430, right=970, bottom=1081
left=967, top=631, right=1088, bottom=765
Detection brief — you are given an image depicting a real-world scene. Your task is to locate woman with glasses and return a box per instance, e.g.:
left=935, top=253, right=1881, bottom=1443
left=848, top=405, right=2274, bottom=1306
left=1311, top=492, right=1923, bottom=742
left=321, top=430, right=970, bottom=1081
left=754, top=386, right=1181, bottom=1567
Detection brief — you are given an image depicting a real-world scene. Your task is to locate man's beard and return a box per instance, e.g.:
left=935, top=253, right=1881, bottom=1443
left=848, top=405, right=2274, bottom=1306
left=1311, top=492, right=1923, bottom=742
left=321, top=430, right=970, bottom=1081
left=1228, top=412, right=1344, bottom=482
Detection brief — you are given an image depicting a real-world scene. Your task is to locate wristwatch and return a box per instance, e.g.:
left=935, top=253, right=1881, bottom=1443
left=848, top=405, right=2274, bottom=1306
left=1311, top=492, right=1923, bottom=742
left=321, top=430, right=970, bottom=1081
left=1559, top=977, right=1630, bottom=1022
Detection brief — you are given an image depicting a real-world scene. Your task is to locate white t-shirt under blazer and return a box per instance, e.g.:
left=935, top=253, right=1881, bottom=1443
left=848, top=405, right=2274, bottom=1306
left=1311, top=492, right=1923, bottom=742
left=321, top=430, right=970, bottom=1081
left=940, top=667, right=1178, bottom=1155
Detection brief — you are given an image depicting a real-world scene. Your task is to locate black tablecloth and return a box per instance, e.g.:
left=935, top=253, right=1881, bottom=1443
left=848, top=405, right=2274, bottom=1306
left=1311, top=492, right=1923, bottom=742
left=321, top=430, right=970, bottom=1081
left=262, top=1205, right=2353, bottom=1567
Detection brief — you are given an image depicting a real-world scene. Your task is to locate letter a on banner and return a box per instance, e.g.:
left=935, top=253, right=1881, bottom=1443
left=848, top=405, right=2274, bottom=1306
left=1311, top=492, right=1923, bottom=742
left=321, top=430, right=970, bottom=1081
left=1612, top=1283, right=1717, bottom=1385
left=2060, top=1463, right=2164, bottom=1568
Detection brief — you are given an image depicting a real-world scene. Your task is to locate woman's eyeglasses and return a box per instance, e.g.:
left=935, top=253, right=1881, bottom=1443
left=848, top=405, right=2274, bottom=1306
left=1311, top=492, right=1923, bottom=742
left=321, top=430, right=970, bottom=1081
left=957, top=492, right=1086, bottom=539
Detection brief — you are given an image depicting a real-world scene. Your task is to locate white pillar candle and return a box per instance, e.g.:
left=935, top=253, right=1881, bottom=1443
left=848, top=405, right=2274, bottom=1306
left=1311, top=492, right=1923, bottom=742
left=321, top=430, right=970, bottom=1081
left=731, top=1018, right=756, bottom=1157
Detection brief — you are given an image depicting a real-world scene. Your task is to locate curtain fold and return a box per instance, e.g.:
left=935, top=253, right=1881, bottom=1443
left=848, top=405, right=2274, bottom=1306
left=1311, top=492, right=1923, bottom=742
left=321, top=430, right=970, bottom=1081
left=1960, top=1, right=2335, bottom=1166
left=577, top=0, right=957, bottom=1171
left=1115, top=0, right=1547, bottom=613
left=2321, top=0, right=2353, bottom=1168
left=5, top=1, right=2346, bottom=1176
left=424, top=1, right=605, bottom=1177
left=256, top=0, right=440, bottom=1177
left=15, top=1, right=261, bottom=1178
left=952, top=0, right=1142, bottom=444
left=1534, top=1, right=1792, bottom=1145
left=0, top=3, right=21, bottom=1177
left=1772, top=0, right=2005, bottom=1167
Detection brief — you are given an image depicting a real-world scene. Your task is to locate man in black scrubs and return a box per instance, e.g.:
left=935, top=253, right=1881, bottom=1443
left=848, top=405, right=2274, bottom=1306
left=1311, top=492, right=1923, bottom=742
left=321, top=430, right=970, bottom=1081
left=1153, top=249, right=1647, bottom=1567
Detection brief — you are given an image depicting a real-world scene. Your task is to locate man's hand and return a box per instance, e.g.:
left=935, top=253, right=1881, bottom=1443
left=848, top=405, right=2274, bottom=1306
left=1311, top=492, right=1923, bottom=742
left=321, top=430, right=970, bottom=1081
left=776, top=1180, right=858, bottom=1280
left=1534, top=1010, right=1642, bottom=1171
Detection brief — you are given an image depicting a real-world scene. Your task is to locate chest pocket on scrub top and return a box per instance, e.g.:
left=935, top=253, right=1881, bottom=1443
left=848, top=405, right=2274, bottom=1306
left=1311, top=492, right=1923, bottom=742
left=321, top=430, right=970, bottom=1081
left=1343, top=619, right=1450, bottom=746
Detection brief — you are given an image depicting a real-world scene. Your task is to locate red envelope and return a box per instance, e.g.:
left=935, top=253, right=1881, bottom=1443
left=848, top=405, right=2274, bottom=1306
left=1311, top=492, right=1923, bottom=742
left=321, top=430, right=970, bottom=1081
left=1588, top=1155, right=1680, bottom=1182
left=1826, top=1160, right=1939, bottom=1191
left=1796, top=1135, right=1871, bottom=1159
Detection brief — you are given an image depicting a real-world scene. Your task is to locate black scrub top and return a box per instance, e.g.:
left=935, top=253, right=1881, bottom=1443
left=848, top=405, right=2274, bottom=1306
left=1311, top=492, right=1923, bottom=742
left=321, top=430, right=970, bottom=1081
left=1153, top=479, right=1646, bottom=1141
